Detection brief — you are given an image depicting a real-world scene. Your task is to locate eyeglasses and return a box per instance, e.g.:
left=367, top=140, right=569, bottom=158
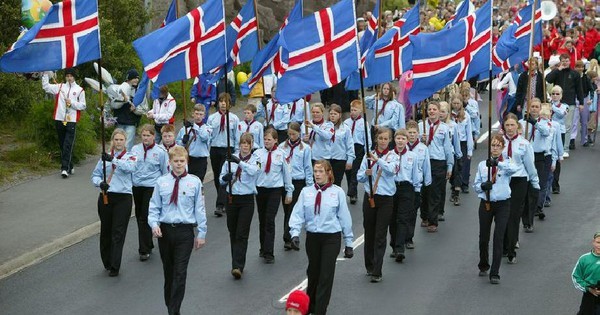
left=551, top=93, right=561, bottom=95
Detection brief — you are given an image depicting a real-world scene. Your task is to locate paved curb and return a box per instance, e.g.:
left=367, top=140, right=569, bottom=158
left=0, top=167, right=217, bottom=281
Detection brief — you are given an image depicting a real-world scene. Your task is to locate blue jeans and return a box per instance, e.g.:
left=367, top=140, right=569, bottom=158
left=117, top=124, right=137, bottom=152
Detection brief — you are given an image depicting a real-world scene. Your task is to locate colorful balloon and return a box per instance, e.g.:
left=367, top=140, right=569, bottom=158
left=236, top=71, right=248, bottom=85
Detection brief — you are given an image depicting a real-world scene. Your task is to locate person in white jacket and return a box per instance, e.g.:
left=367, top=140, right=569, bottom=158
left=147, top=85, right=176, bottom=144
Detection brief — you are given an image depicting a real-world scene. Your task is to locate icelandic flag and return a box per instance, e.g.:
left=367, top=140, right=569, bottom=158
left=209, top=0, right=259, bottom=83
left=445, top=0, right=473, bottom=29
left=409, top=0, right=492, bottom=104
left=492, top=1, right=542, bottom=73
left=133, top=0, right=177, bottom=106
left=275, top=0, right=359, bottom=104
left=0, top=0, right=100, bottom=72
left=132, top=0, right=226, bottom=87
left=240, top=0, right=303, bottom=95
left=346, top=3, right=419, bottom=90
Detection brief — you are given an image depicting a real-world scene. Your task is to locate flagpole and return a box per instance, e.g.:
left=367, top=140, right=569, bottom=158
left=174, top=0, right=190, bottom=141
left=485, top=0, right=494, bottom=211
left=253, top=0, right=270, bottom=127
left=524, top=0, right=538, bottom=137
left=98, top=59, right=108, bottom=205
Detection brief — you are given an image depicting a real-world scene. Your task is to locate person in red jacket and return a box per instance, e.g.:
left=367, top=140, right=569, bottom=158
left=557, top=37, right=580, bottom=69
left=583, top=23, right=600, bottom=59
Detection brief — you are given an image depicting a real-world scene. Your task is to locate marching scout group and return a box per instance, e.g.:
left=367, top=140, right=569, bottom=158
left=40, top=67, right=583, bottom=315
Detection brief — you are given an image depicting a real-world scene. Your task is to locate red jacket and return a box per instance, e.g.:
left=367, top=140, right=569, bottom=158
left=583, top=28, right=600, bottom=59
left=556, top=47, right=580, bottom=69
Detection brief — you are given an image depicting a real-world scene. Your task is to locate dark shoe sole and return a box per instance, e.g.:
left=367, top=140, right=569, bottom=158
left=395, top=253, right=405, bottom=263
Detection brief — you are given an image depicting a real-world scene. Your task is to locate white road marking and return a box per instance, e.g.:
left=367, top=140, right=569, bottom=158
left=278, top=234, right=365, bottom=303
left=477, top=121, right=500, bottom=144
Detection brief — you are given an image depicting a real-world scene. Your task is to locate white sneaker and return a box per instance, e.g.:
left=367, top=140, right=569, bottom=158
left=61, top=170, right=69, bottom=178
left=563, top=152, right=569, bottom=158
left=69, top=168, right=74, bottom=175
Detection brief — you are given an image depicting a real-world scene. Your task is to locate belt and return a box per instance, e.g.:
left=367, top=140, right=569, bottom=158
left=160, top=222, right=194, bottom=228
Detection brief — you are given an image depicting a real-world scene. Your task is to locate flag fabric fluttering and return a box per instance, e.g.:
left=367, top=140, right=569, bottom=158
left=0, top=0, right=101, bottom=73
left=409, top=0, right=492, bottom=104
left=132, top=0, right=226, bottom=87
left=445, top=0, right=473, bottom=29
left=134, top=0, right=178, bottom=106
left=275, top=0, right=359, bottom=104
left=240, top=0, right=303, bottom=95
left=346, top=3, right=420, bottom=91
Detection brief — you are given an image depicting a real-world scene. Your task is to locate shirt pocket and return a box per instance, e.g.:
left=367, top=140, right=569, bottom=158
left=180, top=187, right=197, bottom=208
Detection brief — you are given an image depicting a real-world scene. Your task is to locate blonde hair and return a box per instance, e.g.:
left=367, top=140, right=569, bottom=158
left=311, top=103, right=326, bottom=115
left=169, top=146, right=188, bottom=161
left=110, top=128, right=128, bottom=152
left=439, top=101, right=450, bottom=123
left=139, top=124, right=155, bottom=135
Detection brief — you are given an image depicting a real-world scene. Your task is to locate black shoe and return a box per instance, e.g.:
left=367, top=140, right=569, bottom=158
left=259, top=249, right=265, bottom=258
left=405, top=241, right=415, bottom=249
left=61, top=170, right=69, bottom=178
left=524, top=225, right=534, bottom=233
left=366, top=270, right=373, bottom=276
left=544, top=201, right=551, bottom=207
left=139, top=253, right=150, bottom=261
left=349, top=196, right=357, bottom=204
left=507, top=256, right=517, bottom=264
left=478, top=270, right=488, bottom=277
left=264, top=255, right=275, bottom=264
left=214, top=207, right=225, bottom=217
left=231, top=268, right=242, bottom=279
left=552, top=188, right=560, bottom=194
left=453, top=196, right=460, bottom=206
left=461, top=186, right=469, bottom=194
left=569, top=139, right=575, bottom=150
left=438, top=214, right=445, bottom=222
left=395, top=253, right=405, bottom=263
left=284, top=242, right=292, bottom=250
left=490, top=275, right=500, bottom=284
left=537, top=210, right=546, bottom=220
left=108, top=269, right=119, bottom=277
left=370, top=275, right=382, bottom=283
left=389, top=251, right=397, bottom=258
left=583, top=141, right=590, bottom=147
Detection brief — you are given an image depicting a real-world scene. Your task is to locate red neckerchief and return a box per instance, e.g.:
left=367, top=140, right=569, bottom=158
left=408, top=139, right=419, bottom=151
left=492, top=155, right=504, bottom=184
left=285, top=139, right=301, bottom=163
left=378, top=99, right=389, bottom=117
left=110, top=149, right=127, bottom=171
left=351, top=115, right=362, bottom=135
left=245, top=119, right=255, bottom=133
left=235, top=153, right=252, bottom=181
left=310, top=119, right=324, bottom=141
left=269, top=101, right=277, bottom=122
left=143, top=142, right=155, bottom=161
left=370, top=148, right=389, bottom=168
left=290, top=100, right=297, bottom=118
left=265, top=144, right=278, bottom=173
left=428, top=119, right=440, bottom=145
left=219, top=110, right=226, bottom=132
left=504, top=134, right=518, bottom=158
left=530, top=117, right=539, bottom=141
left=314, top=183, right=332, bottom=215
left=331, top=124, right=337, bottom=143
left=164, top=143, right=176, bottom=151
left=395, top=146, right=407, bottom=156
left=169, top=171, right=188, bottom=205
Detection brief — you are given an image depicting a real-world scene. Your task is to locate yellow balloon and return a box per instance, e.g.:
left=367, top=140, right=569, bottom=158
left=236, top=72, right=248, bottom=85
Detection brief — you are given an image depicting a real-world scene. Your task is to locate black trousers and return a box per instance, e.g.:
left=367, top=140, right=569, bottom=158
left=330, top=159, right=346, bottom=187
left=534, top=153, right=549, bottom=209
left=553, top=133, right=565, bottom=191
left=345, top=144, right=365, bottom=197
left=97, top=192, right=132, bottom=272
left=306, top=232, right=341, bottom=315
left=450, top=155, right=463, bottom=189
left=283, top=180, right=305, bottom=243
left=363, top=193, right=393, bottom=277
left=55, top=120, right=76, bottom=171
left=210, top=147, right=229, bottom=208
left=478, top=199, right=510, bottom=278
left=406, top=191, right=421, bottom=242
left=389, top=182, right=415, bottom=253
left=503, top=177, right=528, bottom=258
left=227, top=194, right=255, bottom=271
left=157, top=223, right=194, bottom=315
left=578, top=291, right=600, bottom=315
left=460, top=141, right=471, bottom=188
left=188, top=156, right=208, bottom=182
left=521, top=183, right=540, bottom=228
left=421, top=159, right=447, bottom=226
left=256, top=187, right=283, bottom=257
left=132, top=186, right=154, bottom=255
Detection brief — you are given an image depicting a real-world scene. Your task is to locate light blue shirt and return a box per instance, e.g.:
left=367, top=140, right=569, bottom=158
left=254, top=146, right=294, bottom=198
left=446, top=120, right=463, bottom=159
left=393, top=148, right=420, bottom=187
left=289, top=184, right=354, bottom=247
left=519, top=118, right=551, bottom=154
left=549, top=120, right=564, bottom=167
left=395, top=102, right=406, bottom=130
left=453, top=112, right=474, bottom=156
left=148, top=173, right=207, bottom=239
left=501, top=135, right=540, bottom=189
left=365, top=95, right=398, bottom=129
left=207, top=111, right=239, bottom=148
left=473, top=158, right=518, bottom=201
left=343, top=116, right=370, bottom=146
left=257, top=99, right=290, bottom=131
left=301, top=120, right=334, bottom=160
left=236, top=119, right=264, bottom=149
left=407, top=140, right=432, bottom=192
left=287, top=99, right=311, bottom=124
left=91, top=150, right=137, bottom=194
left=465, top=98, right=481, bottom=137
left=219, top=153, right=260, bottom=195
left=131, top=143, right=169, bottom=187
left=551, top=101, right=568, bottom=133
left=418, top=119, right=454, bottom=172
left=176, top=123, right=212, bottom=157
left=330, top=123, right=356, bottom=165
left=357, top=150, right=399, bottom=196
left=279, top=140, right=314, bottom=186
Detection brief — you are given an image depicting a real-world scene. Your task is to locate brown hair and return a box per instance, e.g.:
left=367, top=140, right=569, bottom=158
left=427, top=101, right=440, bottom=110
left=394, top=128, right=408, bottom=139
left=264, top=127, right=278, bottom=141
left=379, top=82, right=396, bottom=99
left=161, top=124, right=175, bottom=134
left=244, top=104, right=257, bottom=113
left=406, top=120, right=418, bottom=130
left=350, top=99, right=363, bottom=110
left=503, top=113, right=519, bottom=125
left=169, top=146, right=188, bottom=161
left=193, top=104, right=205, bottom=112
left=288, top=121, right=301, bottom=133
left=491, top=133, right=505, bottom=147
left=450, top=96, right=466, bottom=122
left=376, top=127, right=392, bottom=138
left=159, top=85, right=169, bottom=95
left=218, top=92, right=231, bottom=105
left=329, top=104, right=343, bottom=128
left=140, top=124, right=155, bottom=135
left=239, top=132, right=254, bottom=147
left=313, top=159, right=335, bottom=184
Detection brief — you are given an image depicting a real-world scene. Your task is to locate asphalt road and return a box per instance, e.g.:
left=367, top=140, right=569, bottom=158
left=1, top=92, right=599, bottom=314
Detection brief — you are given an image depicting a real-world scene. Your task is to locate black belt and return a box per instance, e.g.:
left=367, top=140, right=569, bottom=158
left=396, top=181, right=412, bottom=187
left=160, top=222, right=194, bottom=228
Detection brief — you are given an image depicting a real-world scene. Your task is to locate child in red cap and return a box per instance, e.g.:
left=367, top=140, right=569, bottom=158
left=286, top=290, right=310, bottom=315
